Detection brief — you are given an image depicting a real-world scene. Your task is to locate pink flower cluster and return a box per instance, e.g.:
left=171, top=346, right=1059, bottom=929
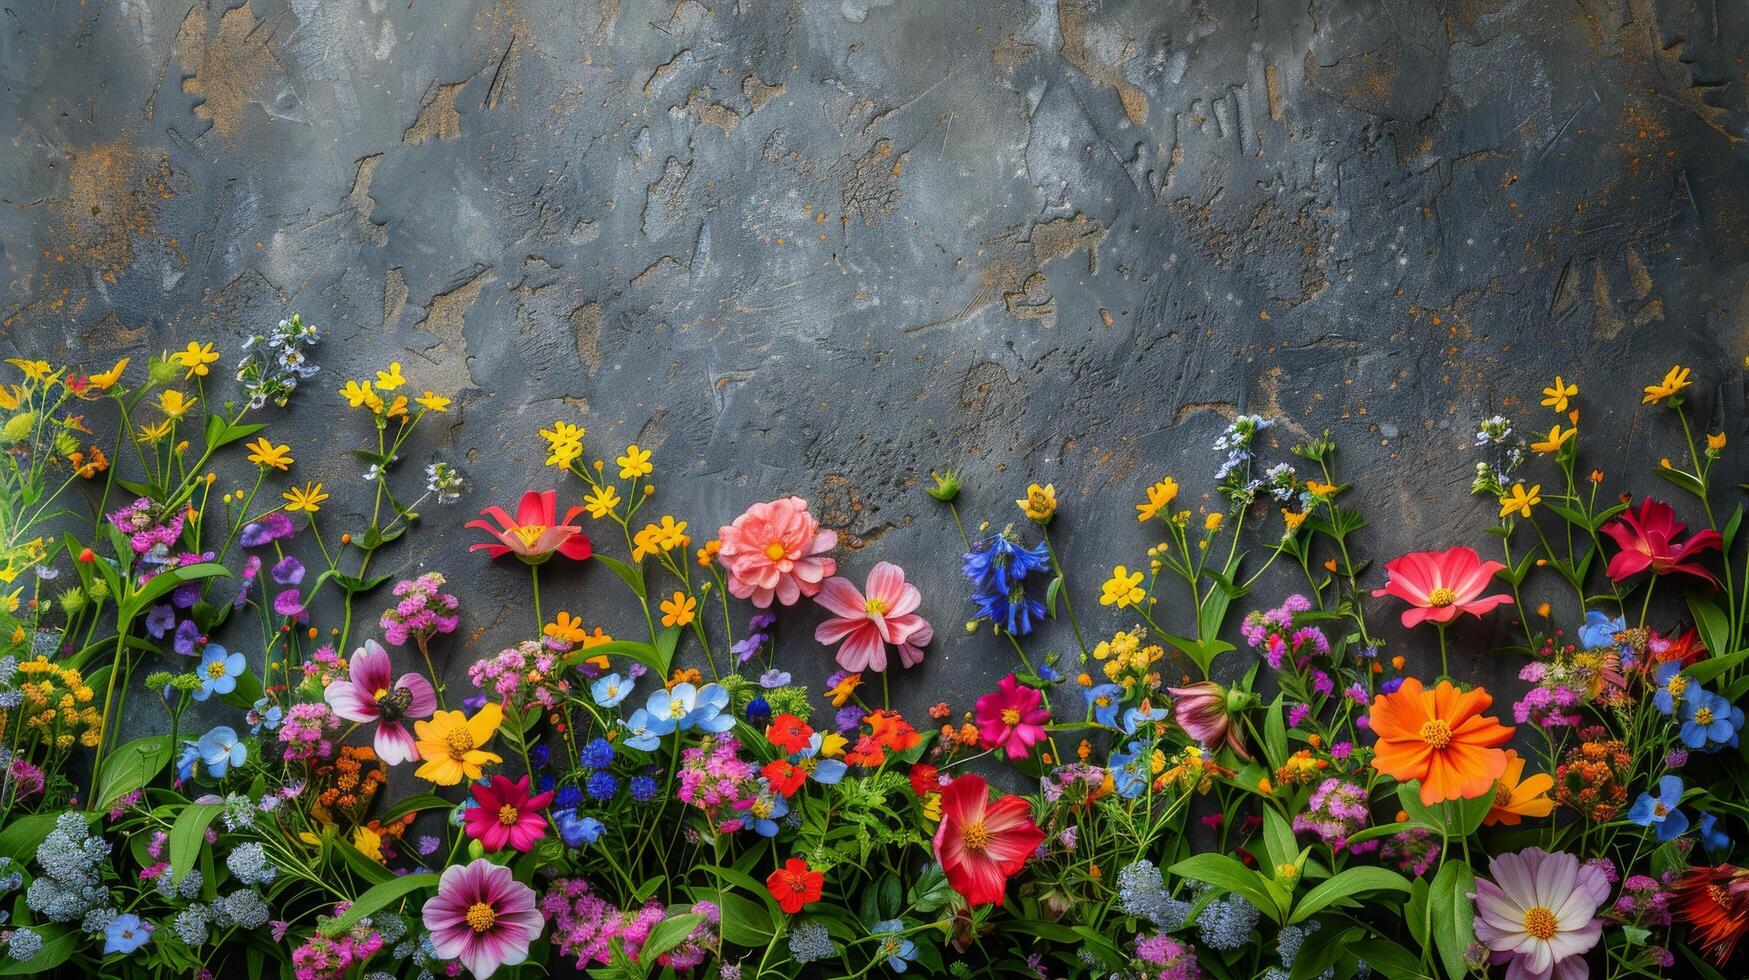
left=538, top=877, right=664, bottom=969
left=107, top=497, right=185, bottom=554
left=278, top=702, right=340, bottom=761
left=1380, top=827, right=1441, bottom=877
left=659, top=902, right=720, bottom=970
left=1292, top=778, right=1376, bottom=854
left=676, top=735, right=758, bottom=832
left=467, top=638, right=571, bottom=711
left=379, top=573, right=461, bottom=646
left=1615, top=873, right=1675, bottom=927
left=1513, top=661, right=1586, bottom=728
left=1134, top=932, right=1200, bottom=979
left=1240, top=594, right=1329, bottom=671
left=289, top=921, right=384, bottom=980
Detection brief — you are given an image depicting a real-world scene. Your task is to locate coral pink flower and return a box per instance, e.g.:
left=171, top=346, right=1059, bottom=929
left=322, top=640, right=438, bottom=766
left=716, top=496, right=836, bottom=607
left=466, top=490, right=592, bottom=564
left=464, top=775, right=553, bottom=853
left=1371, top=546, right=1512, bottom=628
left=1602, top=497, right=1722, bottom=585
left=974, top=674, right=1050, bottom=759
left=813, top=561, right=932, bottom=672
left=422, top=858, right=543, bottom=978
left=1166, top=681, right=1251, bottom=761
left=934, top=773, right=1045, bottom=907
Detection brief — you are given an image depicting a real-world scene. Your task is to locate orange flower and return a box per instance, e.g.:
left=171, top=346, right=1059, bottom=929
left=1484, top=749, right=1554, bottom=826
left=1368, top=677, right=1513, bottom=805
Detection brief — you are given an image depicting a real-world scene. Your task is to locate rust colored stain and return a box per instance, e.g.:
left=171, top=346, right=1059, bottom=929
left=1057, top=0, right=1148, bottom=126
left=175, top=0, right=283, bottom=139
left=52, top=141, right=173, bottom=272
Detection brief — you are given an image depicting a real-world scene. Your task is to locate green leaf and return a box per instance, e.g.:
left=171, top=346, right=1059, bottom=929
left=1263, top=695, right=1288, bottom=769
left=560, top=639, right=660, bottom=673
left=1261, top=806, right=1297, bottom=871
left=0, top=924, right=75, bottom=974
left=1678, top=942, right=1731, bottom=980
left=1045, top=575, right=1064, bottom=618
left=1688, top=648, right=1749, bottom=686
left=1168, top=853, right=1278, bottom=923
left=717, top=893, right=774, bottom=948
left=654, top=626, right=681, bottom=676
left=203, top=415, right=266, bottom=452
left=169, top=803, right=225, bottom=880
left=1288, top=925, right=1359, bottom=980
left=123, top=562, right=231, bottom=619
left=1653, top=464, right=1708, bottom=499
left=1290, top=866, right=1410, bottom=923
left=594, top=553, right=646, bottom=599
left=320, top=873, right=439, bottom=936
left=0, top=813, right=61, bottom=863
left=1688, top=591, right=1732, bottom=664
left=92, top=734, right=173, bottom=812
left=378, top=793, right=455, bottom=824
left=1404, top=875, right=1430, bottom=950
left=640, top=912, right=706, bottom=961
left=1429, top=860, right=1477, bottom=979
left=1350, top=937, right=1429, bottom=979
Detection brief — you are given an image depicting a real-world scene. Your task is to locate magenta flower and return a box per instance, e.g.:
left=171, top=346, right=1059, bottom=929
left=423, top=858, right=543, bottom=978
left=322, top=640, right=438, bottom=765
left=464, top=775, right=553, bottom=853
left=1602, top=497, right=1723, bottom=584
left=716, top=496, right=837, bottom=607
left=1474, top=847, right=1608, bottom=980
left=813, top=561, right=933, bottom=672
left=974, top=674, right=1050, bottom=759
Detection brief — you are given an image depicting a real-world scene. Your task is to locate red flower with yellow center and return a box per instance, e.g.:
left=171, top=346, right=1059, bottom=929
left=933, top=773, right=1045, bottom=907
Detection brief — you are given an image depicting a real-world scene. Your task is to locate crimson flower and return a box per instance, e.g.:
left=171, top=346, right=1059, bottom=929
left=463, top=775, right=553, bottom=853
left=1602, top=497, right=1722, bottom=585
left=465, top=490, right=592, bottom=564
left=765, top=857, right=824, bottom=914
left=1371, top=546, right=1513, bottom=628
left=973, top=674, right=1050, bottom=760
left=1675, top=863, right=1749, bottom=965
left=933, top=774, right=1045, bottom=907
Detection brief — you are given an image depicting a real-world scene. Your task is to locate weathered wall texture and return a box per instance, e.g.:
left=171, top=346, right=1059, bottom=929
left=4, top=1, right=1748, bottom=761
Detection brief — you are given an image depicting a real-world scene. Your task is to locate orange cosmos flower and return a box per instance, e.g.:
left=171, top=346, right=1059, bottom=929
left=1483, top=749, right=1554, bottom=826
left=1368, top=677, right=1513, bottom=805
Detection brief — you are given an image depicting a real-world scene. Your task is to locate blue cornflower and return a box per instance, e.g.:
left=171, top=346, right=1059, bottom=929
left=196, top=726, right=246, bottom=778
left=971, top=581, right=1049, bottom=636
left=1680, top=689, right=1741, bottom=750
left=586, top=771, right=619, bottom=800
left=1699, top=812, right=1732, bottom=854
left=746, top=695, right=772, bottom=727
left=1628, top=775, right=1689, bottom=841
left=193, top=645, right=245, bottom=702
left=591, top=673, right=632, bottom=708
left=579, top=738, right=615, bottom=769
left=1084, top=683, right=1124, bottom=728
left=552, top=785, right=584, bottom=811
left=1652, top=662, right=1688, bottom=716
left=103, top=913, right=154, bottom=954
left=554, top=810, right=605, bottom=848
left=629, top=775, right=659, bottom=802
left=175, top=743, right=199, bottom=782
left=1108, top=740, right=1150, bottom=798
left=1579, top=610, right=1625, bottom=649
left=869, top=919, right=918, bottom=973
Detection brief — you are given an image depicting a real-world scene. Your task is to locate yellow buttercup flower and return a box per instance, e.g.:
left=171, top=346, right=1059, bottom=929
left=651, top=515, right=690, bottom=551
left=539, top=421, right=585, bottom=469
left=383, top=395, right=409, bottom=420
left=1304, top=480, right=1338, bottom=497
left=1137, top=478, right=1178, bottom=522
left=616, top=444, right=653, bottom=479
left=660, top=591, right=697, bottom=628
left=1540, top=376, right=1577, bottom=413
left=1499, top=482, right=1541, bottom=519
left=283, top=482, right=328, bottom=513
left=583, top=483, right=621, bottom=519
left=374, top=362, right=407, bottom=391
left=1099, top=565, right=1145, bottom=608
left=7, top=359, right=55, bottom=385
left=87, top=358, right=129, bottom=390
left=1707, top=432, right=1726, bottom=453
left=340, top=379, right=376, bottom=409
left=1282, top=509, right=1309, bottom=533
left=1642, top=365, right=1691, bottom=405
left=136, top=419, right=173, bottom=443
left=1016, top=483, right=1057, bottom=522
left=244, top=437, right=294, bottom=471
left=544, top=611, right=588, bottom=644
left=171, top=341, right=220, bottom=379
left=1529, top=424, right=1575, bottom=455
left=413, top=703, right=505, bottom=785
left=414, top=390, right=450, bottom=412
left=157, top=389, right=195, bottom=419
left=1204, top=512, right=1225, bottom=532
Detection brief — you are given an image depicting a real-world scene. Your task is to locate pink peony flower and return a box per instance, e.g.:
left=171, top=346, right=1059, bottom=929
left=423, top=858, right=544, bottom=978
left=813, top=561, right=932, bottom=672
left=974, top=674, right=1050, bottom=759
left=464, top=775, right=553, bottom=853
left=1473, top=847, right=1608, bottom=980
left=1371, top=546, right=1513, bottom=628
left=323, top=640, right=438, bottom=766
left=716, top=496, right=836, bottom=607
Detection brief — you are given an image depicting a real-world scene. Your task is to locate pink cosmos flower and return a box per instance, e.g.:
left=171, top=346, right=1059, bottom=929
left=1473, top=847, right=1608, bottom=980
left=463, top=775, right=553, bottom=853
left=974, top=674, right=1050, bottom=759
left=716, top=496, right=837, bottom=607
left=423, top=858, right=544, bottom=979
left=1602, top=497, right=1722, bottom=584
left=1371, top=546, right=1513, bottom=628
left=323, top=640, right=438, bottom=766
left=466, top=490, right=593, bottom=564
left=813, top=561, right=932, bottom=672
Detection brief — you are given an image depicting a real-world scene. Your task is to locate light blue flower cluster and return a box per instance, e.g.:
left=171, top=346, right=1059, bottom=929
left=25, top=812, right=111, bottom=925
left=621, top=682, right=734, bottom=750
left=1649, top=662, right=1744, bottom=750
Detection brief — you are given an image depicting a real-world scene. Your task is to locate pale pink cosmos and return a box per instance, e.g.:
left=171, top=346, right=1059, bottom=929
left=716, top=496, right=836, bottom=607
left=1473, top=847, right=1608, bottom=980
left=813, top=561, right=933, bottom=672
left=423, top=858, right=543, bottom=979
left=322, top=640, right=437, bottom=765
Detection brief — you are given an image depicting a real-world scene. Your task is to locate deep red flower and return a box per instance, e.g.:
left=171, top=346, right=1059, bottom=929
left=1371, top=546, right=1513, bottom=628
left=762, top=759, right=807, bottom=797
left=867, top=710, right=921, bottom=751
left=910, top=763, right=941, bottom=798
left=765, top=713, right=813, bottom=755
left=1602, top=497, right=1722, bottom=584
left=1674, top=863, right=1749, bottom=965
left=1649, top=625, right=1706, bottom=667
left=765, top=857, right=824, bottom=914
left=465, top=490, right=592, bottom=564
left=845, top=734, right=886, bottom=768
left=463, top=775, right=553, bottom=853
left=933, top=774, right=1045, bottom=907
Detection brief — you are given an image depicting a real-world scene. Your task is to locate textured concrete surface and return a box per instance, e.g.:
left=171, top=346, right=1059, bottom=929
left=4, top=1, right=1749, bottom=779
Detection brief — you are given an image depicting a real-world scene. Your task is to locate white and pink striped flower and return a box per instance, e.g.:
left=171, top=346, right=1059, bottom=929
left=422, top=858, right=543, bottom=978
left=322, top=640, right=437, bottom=765
left=813, top=561, right=932, bottom=672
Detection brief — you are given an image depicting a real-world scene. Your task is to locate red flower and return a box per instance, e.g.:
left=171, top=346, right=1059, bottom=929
left=845, top=734, right=886, bottom=768
left=1371, top=546, right=1513, bottom=628
left=1602, top=497, right=1722, bottom=585
left=933, top=774, right=1045, bottom=907
left=762, top=759, right=807, bottom=797
left=466, top=490, right=592, bottom=564
left=1649, top=626, right=1706, bottom=667
left=909, top=763, right=941, bottom=798
left=463, top=775, right=553, bottom=853
left=867, top=710, right=921, bottom=751
left=765, top=857, right=824, bottom=914
left=973, top=674, right=1050, bottom=760
left=1674, top=863, right=1749, bottom=965
left=765, top=713, right=813, bottom=755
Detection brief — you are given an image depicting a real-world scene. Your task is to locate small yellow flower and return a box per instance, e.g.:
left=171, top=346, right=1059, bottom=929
left=1099, top=565, right=1145, bottom=608
left=374, top=362, right=407, bottom=391
left=818, top=731, right=849, bottom=758
left=825, top=672, right=862, bottom=707
left=1016, top=483, right=1057, bottom=522
left=383, top=395, right=409, bottom=420
left=415, top=390, right=450, bottom=412
left=1529, top=424, right=1575, bottom=455
left=1136, top=478, right=1178, bottom=522
left=1304, top=480, right=1338, bottom=497
left=660, top=591, right=697, bottom=628
left=539, top=421, right=585, bottom=469
left=244, top=437, right=294, bottom=471
left=1499, top=482, right=1541, bottom=519
left=616, top=444, right=653, bottom=479
left=7, top=359, right=55, bottom=384
left=652, top=515, right=691, bottom=551
left=583, top=484, right=621, bottom=519
left=1540, top=376, right=1577, bottom=413
left=157, top=389, right=194, bottom=419
left=544, top=611, right=587, bottom=644
left=340, top=379, right=376, bottom=409
left=171, top=341, right=220, bottom=379
left=0, top=384, right=21, bottom=411
left=1642, top=364, right=1692, bottom=405
left=1204, top=512, right=1225, bottom=532
left=282, top=482, right=328, bottom=513
left=87, top=358, right=129, bottom=390
left=1282, top=509, right=1309, bottom=533
left=352, top=825, right=384, bottom=863
left=136, top=419, right=173, bottom=443
left=1707, top=432, right=1726, bottom=453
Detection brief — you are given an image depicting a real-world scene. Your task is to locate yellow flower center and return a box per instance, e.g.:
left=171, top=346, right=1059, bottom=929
left=445, top=728, right=476, bottom=760
left=1667, top=676, right=1689, bottom=698
left=206, top=662, right=228, bottom=679
left=374, top=688, right=390, bottom=700
left=864, top=597, right=889, bottom=615
left=512, top=525, right=547, bottom=548
left=1695, top=707, right=1715, bottom=726
left=498, top=804, right=521, bottom=827
left=962, top=819, right=992, bottom=851
left=1001, top=708, right=1022, bottom=726
left=764, top=541, right=787, bottom=561
left=1521, top=905, right=1558, bottom=940
left=466, top=902, right=497, bottom=933
left=1419, top=719, right=1453, bottom=748
left=1427, top=587, right=1457, bottom=607
left=1495, top=781, right=1513, bottom=805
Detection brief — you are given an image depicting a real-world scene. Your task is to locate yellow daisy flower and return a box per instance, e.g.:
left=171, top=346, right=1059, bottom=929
left=340, top=379, right=376, bottom=409
left=170, top=341, right=220, bottom=379
left=244, top=437, right=294, bottom=471
left=616, top=444, right=653, bottom=479
left=413, top=704, right=504, bottom=785
left=1642, top=365, right=1691, bottom=405
left=282, top=482, right=328, bottom=513
left=1540, top=376, right=1577, bottom=413
left=1499, top=483, right=1541, bottom=519
left=583, top=484, right=621, bottom=519
left=87, top=358, right=129, bottom=390
left=414, top=390, right=450, bottom=412
left=1529, top=425, right=1575, bottom=455
left=158, top=389, right=195, bottom=419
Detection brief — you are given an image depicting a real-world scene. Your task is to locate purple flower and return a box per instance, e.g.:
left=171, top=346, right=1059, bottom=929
left=271, top=556, right=305, bottom=586
left=730, top=633, right=766, bottom=662
left=234, top=555, right=261, bottom=608
left=240, top=513, right=295, bottom=547
left=759, top=669, right=791, bottom=688
left=273, top=589, right=307, bottom=622
left=1287, top=703, right=1311, bottom=728
left=418, top=835, right=441, bottom=856
left=145, top=604, right=177, bottom=639
left=173, top=619, right=202, bottom=656
left=834, top=706, right=863, bottom=732
left=748, top=613, right=776, bottom=631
